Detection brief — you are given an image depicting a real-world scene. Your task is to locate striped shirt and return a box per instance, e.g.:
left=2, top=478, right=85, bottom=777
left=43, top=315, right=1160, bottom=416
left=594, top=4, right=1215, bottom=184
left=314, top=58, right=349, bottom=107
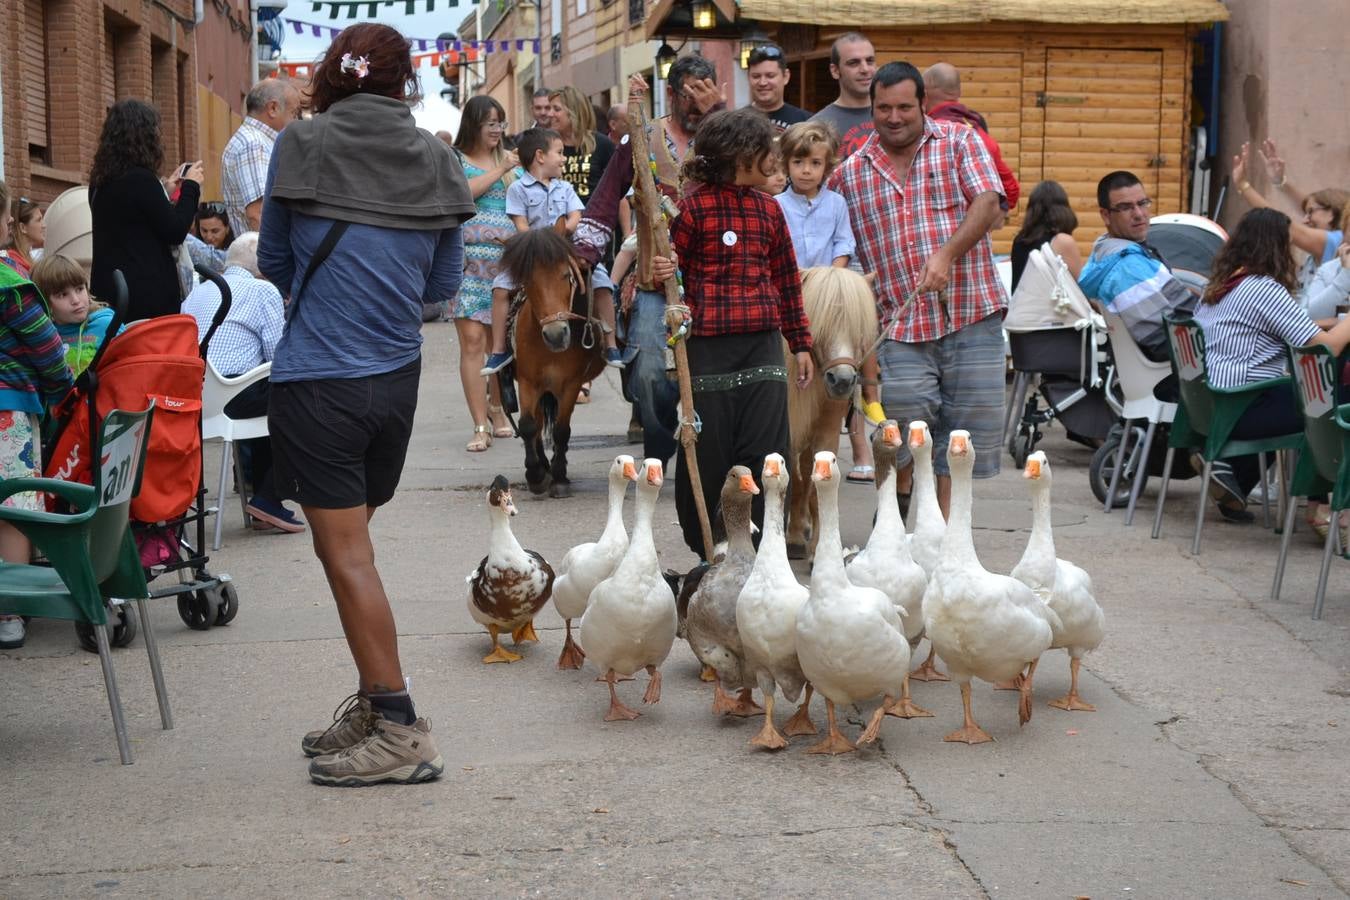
left=1192, top=275, right=1321, bottom=388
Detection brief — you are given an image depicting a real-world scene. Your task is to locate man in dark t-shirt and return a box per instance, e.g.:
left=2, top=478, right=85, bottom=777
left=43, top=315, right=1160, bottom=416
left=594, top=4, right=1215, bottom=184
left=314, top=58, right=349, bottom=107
left=744, top=44, right=810, bottom=133
left=810, top=32, right=877, bottom=158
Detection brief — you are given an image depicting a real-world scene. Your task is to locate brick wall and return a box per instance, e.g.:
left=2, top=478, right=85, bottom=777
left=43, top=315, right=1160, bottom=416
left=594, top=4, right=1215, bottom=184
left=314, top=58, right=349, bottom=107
left=0, top=0, right=219, bottom=205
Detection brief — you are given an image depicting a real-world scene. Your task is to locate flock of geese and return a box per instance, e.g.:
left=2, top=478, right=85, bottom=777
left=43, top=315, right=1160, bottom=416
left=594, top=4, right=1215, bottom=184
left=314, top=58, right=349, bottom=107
left=468, top=421, right=1106, bottom=753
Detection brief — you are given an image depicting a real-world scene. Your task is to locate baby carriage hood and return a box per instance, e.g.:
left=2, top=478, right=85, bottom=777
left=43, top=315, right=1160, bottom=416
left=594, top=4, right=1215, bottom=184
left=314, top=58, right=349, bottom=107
left=1006, top=243, right=1097, bottom=334
left=46, top=314, right=204, bottom=523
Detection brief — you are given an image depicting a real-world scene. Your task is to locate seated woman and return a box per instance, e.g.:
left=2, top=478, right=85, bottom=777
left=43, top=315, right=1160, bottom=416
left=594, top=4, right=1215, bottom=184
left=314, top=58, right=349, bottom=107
left=1010, top=180, right=1083, bottom=292
left=195, top=201, right=235, bottom=250
left=1193, top=207, right=1350, bottom=521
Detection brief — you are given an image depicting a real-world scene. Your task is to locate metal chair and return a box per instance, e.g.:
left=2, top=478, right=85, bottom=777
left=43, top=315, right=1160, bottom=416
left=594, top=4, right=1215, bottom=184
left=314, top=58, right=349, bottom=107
left=1099, top=308, right=1177, bottom=524
left=0, top=406, right=167, bottom=765
left=1150, top=316, right=1302, bottom=553
left=201, top=360, right=270, bottom=550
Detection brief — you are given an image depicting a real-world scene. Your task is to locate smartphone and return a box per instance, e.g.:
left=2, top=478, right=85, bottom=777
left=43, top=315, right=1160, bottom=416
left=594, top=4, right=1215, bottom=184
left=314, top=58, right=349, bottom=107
left=176, top=162, right=193, bottom=179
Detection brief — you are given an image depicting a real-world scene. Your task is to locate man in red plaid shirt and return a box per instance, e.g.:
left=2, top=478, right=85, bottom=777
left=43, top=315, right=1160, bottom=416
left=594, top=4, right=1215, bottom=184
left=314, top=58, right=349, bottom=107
left=829, top=61, right=1007, bottom=515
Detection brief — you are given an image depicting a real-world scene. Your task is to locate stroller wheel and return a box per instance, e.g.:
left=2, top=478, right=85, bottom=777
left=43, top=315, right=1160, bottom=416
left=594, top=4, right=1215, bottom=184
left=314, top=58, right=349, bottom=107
left=73, top=605, right=138, bottom=653
left=178, top=590, right=218, bottom=631
left=1009, top=426, right=1036, bottom=470
left=1090, top=429, right=1147, bottom=507
left=213, top=582, right=240, bottom=626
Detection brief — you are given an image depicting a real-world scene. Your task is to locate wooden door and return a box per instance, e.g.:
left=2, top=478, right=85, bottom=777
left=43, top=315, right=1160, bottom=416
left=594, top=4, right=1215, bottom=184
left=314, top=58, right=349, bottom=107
left=1039, top=47, right=1164, bottom=247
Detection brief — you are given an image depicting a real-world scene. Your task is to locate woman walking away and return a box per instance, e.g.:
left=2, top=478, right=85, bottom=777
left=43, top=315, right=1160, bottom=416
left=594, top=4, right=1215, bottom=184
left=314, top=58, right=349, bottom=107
left=258, top=23, right=477, bottom=787
left=1193, top=208, right=1350, bottom=521
left=89, top=100, right=203, bottom=322
left=1010, top=180, right=1082, bottom=292
left=665, top=108, right=814, bottom=557
left=452, top=95, right=519, bottom=450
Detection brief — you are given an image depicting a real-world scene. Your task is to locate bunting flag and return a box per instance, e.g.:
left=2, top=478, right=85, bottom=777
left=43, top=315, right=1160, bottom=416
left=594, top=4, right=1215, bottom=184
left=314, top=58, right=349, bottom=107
left=307, top=0, right=464, bottom=18
left=284, top=17, right=540, bottom=55
left=275, top=37, right=539, bottom=79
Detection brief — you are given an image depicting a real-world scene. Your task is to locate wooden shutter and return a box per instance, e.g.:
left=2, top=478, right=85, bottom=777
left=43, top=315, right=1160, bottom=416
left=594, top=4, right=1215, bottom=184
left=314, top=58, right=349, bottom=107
left=23, top=0, right=49, bottom=152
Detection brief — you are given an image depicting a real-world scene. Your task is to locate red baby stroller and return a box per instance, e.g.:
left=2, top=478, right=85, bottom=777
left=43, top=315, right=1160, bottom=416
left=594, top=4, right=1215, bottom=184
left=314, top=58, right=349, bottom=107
left=44, top=268, right=240, bottom=649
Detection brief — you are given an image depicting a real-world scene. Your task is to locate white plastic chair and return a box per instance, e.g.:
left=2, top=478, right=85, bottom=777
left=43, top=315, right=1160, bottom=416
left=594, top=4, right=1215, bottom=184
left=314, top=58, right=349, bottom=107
left=201, top=361, right=271, bottom=550
left=1100, top=309, right=1177, bottom=524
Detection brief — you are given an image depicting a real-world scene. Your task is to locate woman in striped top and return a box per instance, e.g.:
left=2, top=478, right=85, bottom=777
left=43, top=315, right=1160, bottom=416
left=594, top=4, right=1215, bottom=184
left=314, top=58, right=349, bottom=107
left=1194, top=208, right=1350, bottom=512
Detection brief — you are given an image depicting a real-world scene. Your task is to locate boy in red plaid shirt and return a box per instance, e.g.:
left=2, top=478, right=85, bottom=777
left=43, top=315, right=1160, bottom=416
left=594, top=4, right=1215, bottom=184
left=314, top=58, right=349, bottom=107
left=659, top=108, right=815, bottom=557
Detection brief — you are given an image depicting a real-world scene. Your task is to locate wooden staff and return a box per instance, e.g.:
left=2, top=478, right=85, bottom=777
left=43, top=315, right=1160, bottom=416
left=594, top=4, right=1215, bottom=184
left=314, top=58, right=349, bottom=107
left=627, top=85, right=714, bottom=560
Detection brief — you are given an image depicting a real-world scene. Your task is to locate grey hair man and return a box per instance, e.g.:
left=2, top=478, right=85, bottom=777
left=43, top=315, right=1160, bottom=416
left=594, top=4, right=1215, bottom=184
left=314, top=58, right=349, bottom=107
left=221, top=79, right=302, bottom=235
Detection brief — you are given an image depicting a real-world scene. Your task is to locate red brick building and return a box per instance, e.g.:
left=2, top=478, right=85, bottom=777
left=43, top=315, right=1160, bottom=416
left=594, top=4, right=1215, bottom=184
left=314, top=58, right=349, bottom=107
left=1, top=0, right=202, bottom=204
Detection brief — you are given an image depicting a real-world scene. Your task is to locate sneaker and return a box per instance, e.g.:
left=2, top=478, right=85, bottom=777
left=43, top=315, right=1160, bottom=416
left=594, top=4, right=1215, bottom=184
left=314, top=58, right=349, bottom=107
left=480, top=351, right=514, bottom=375
left=246, top=496, right=306, bottom=534
left=604, top=347, right=627, bottom=369
left=1191, top=453, right=1246, bottom=508
left=308, top=716, right=444, bottom=787
left=302, top=693, right=376, bottom=758
left=0, top=616, right=25, bottom=650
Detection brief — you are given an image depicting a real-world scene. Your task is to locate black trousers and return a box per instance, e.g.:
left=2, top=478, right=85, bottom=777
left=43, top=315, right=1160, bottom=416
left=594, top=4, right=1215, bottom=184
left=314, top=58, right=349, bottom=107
left=1223, top=383, right=1302, bottom=496
left=223, top=378, right=279, bottom=503
left=675, top=331, right=790, bottom=559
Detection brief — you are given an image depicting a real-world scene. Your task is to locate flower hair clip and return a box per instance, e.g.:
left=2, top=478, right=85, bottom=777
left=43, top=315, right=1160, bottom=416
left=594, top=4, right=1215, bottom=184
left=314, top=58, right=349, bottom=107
left=340, top=53, right=370, bottom=79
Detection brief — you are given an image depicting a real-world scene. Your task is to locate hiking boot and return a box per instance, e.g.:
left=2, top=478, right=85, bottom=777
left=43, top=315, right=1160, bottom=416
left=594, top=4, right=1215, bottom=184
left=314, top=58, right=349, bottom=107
left=0, top=616, right=25, bottom=650
left=308, top=717, right=444, bottom=787
left=246, top=496, right=306, bottom=534
left=480, top=351, right=514, bottom=375
left=301, top=693, right=376, bottom=758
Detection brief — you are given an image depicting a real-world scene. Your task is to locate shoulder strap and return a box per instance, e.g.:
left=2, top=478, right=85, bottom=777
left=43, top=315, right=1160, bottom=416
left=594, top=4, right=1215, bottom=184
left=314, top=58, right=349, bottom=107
left=287, top=220, right=351, bottom=322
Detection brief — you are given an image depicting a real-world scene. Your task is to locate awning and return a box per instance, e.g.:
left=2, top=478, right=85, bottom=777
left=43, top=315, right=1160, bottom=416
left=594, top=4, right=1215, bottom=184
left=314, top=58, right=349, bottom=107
left=734, top=0, right=1229, bottom=27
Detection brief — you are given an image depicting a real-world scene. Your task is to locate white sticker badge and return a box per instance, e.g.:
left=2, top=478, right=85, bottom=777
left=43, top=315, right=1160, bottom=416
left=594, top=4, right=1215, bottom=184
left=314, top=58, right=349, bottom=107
left=722, top=230, right=738, bottom=247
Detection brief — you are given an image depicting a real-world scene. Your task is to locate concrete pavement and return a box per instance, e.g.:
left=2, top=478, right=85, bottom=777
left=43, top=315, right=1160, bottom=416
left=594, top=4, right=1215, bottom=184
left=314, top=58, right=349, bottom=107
left=3, top=321, right=1349, bottom=898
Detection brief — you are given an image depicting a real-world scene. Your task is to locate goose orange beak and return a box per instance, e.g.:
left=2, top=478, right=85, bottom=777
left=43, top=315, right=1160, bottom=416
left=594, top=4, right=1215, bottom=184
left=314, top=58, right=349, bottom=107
left=739, top=473, right=760, bottom=495
left=882, top=423, right=901, bottom=445
left=909, top=424, right=926, bottom=447
left=949, top=433, right=969, bottom=454
left=763, top=458, right=782, bottom=478
left=1024, top=458, right=1041, bottom=479
left=622, top=460, right=638, bottom=480
left=813, top=458, right=833, bottom=480
left=646, top=463, right=664, bottom=486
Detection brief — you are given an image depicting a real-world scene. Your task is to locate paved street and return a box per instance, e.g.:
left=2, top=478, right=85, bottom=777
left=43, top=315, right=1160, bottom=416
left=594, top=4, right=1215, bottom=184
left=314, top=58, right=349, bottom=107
left=4, top=322, right=1349, bottom=898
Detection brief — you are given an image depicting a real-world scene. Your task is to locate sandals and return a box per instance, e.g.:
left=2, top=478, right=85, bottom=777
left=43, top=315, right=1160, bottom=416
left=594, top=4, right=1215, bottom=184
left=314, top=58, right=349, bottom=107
left=488, top=404, right=514, bottom=439
left=846, top=464, right=875, bottom=484
left=466, top=424, right=492, bottom=452
left=576, top=384, right=592, bottom=405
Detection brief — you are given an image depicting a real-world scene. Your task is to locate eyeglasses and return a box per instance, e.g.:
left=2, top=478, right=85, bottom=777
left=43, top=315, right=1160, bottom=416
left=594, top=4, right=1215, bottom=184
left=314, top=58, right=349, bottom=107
left=1107, top=199, right=1153, bottom=214
left=199, top=202, right=227, bottom=217
left=747, top=45, right=784, bottom=66
left=485, top=121, right=508, bottom=130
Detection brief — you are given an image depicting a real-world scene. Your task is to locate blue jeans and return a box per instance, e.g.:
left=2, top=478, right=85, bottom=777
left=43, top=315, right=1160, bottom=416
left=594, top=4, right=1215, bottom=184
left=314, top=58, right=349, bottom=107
left=625, top=290, right=679, bottom=465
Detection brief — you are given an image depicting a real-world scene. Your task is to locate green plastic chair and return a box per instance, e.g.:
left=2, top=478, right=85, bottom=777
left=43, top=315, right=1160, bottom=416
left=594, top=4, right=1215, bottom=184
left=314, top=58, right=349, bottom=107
left=1315, top=404, right=1350, bottom=619
left=1150, top=316, right=1303, bottom=553
left=1271, top=345, right=1343, bottom=608
left=0, top=405, right=165, bottom=765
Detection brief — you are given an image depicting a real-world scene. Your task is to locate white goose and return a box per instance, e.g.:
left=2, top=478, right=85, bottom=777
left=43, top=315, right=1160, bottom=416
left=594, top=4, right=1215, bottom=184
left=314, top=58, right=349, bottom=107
left=906, top=420, right=949, bottom=683
left=467, top=476, right=556, bottom=664
left=923, top=431, right=1058, bottom=743
left=551, top=455, right=636, bottom=669
left=736, top=454, right=814, bottom=750
left=847, top=421, right=930, bottom=719
left=1013, top=451, right=1106, bottom=711
left=795, top=451, right=911, bottom=754
left=578, top=458, right=678, bottom=721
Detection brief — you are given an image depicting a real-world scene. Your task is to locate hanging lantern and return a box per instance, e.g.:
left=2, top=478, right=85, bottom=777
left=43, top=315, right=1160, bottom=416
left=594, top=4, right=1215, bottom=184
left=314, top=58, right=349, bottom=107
left=690, top=0, right=715, bottom=30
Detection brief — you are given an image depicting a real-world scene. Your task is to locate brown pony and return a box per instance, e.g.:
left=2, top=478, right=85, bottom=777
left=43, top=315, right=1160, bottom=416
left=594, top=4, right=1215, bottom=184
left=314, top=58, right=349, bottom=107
left=785, top=267, right=880, bottom=558
left=501, top=222, right=606, bottom=497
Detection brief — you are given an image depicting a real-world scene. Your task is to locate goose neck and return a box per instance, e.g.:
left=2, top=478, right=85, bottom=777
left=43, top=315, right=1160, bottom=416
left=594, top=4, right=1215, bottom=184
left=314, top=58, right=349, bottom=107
left=943, top=465, right=978, bottom=563
left=1024, top=482, right=1056, bottom=560
left=598, top=479, right=629, bottom=545
left=812, top=482, right=847, bottom=581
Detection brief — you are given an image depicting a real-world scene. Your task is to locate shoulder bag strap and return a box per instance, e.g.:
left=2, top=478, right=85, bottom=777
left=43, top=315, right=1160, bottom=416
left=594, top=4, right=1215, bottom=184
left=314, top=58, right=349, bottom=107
left=287, top=219, right=351, bottom=323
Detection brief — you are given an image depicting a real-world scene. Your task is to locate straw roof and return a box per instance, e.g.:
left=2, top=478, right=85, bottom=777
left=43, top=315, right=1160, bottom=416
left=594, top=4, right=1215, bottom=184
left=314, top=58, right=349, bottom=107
left=736, top=0, right=1229, bottom=26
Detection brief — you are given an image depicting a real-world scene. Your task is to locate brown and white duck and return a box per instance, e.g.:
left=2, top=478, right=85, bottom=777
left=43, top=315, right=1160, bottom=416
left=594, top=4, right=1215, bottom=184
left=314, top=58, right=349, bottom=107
left=685, top=466, right=763, bottom=717
left=467, top=475, right=556, bottom=664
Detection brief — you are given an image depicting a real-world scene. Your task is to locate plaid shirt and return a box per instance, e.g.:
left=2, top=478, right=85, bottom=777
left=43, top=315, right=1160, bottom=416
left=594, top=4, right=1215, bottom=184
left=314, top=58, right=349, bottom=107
left=181, top=266, right=284, bottom=375
left=221, top=117, right=279, bottom=236
left=829, top=118, right=1005, bottom=343
left=670, top=183, right=811, bottom=353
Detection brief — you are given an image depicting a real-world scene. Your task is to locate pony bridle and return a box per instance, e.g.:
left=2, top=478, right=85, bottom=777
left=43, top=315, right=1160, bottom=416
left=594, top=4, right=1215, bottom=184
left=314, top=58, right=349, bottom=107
left=534, top=256, right=591, bottom=328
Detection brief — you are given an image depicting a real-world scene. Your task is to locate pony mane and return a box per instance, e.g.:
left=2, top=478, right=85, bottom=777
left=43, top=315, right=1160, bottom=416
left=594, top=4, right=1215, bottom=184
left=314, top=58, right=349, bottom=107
left=500, top=228, right=576, bottom=287
left=799, top=266, right=879, bottom=352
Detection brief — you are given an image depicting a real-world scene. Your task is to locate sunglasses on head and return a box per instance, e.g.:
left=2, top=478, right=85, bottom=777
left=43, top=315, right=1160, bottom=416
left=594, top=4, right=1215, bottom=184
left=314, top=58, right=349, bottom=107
left=747, top=45, right=785, bottom=66
left=199, top=202, right=227, bottom=217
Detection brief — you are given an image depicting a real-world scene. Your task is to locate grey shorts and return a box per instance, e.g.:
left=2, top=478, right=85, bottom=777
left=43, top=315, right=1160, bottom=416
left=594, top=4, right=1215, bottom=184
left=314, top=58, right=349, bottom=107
left=878, top=313, right=1006, bottom=478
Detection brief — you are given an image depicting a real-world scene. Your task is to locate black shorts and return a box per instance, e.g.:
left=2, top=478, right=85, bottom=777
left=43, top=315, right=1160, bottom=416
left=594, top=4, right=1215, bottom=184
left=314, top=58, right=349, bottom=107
left=268, top=359, right=420, bottom=509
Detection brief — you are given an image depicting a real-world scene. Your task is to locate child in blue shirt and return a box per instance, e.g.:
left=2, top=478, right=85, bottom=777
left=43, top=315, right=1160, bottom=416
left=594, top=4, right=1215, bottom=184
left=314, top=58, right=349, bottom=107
left=31, top=254, right=117, bottom=377
left=774, top=121, right=856, bottom=269
left=482, top=128, right=626, bottom=373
